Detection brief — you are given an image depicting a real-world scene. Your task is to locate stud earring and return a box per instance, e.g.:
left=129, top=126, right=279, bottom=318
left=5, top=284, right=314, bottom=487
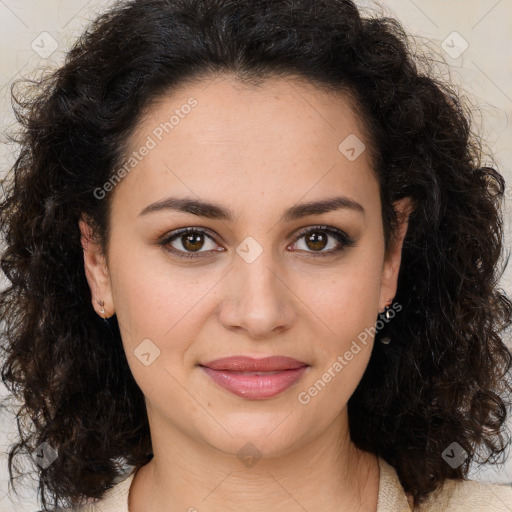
left=380, top=334, right=391, bottom=345
left=95, top=299, right=106, bottom=317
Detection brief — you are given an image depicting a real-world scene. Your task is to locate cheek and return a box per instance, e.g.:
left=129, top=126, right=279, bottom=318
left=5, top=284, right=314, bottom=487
left=293, top=243, right=383, bottom=412
left=107, top=238, right=217, bottom=365
left=296, top=270, right=380, bottom=416
left=297, top=248, right=383, bottom=343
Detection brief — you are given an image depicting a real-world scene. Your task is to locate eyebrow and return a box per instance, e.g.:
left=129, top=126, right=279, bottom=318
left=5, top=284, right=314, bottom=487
left=138, top=195, right=365, bottom=222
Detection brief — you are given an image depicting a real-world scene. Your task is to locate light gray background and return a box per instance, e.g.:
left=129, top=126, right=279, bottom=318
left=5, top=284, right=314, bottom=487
left=1, top=0, right=511, bottom=510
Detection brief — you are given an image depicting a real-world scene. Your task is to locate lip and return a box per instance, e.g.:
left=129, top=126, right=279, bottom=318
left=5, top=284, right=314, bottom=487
left=199, top=356, right=310, bottom=400
left=201, top=355, right=308, bottom=372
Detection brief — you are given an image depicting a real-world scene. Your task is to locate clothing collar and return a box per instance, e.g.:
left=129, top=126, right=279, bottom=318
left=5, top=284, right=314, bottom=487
left=94, top=456, right=412, bottom=511
left=376, top=456, right=412, bottom=511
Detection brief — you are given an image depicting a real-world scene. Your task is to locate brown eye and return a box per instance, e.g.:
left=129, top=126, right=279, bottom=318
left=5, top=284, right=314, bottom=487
left=304, top=231, right=328, bottom=251
left=159, top=227, right=222, bottom=259
left=290, top=225, right=356, bottom=258
left=181, top=232, right=206, bottom=252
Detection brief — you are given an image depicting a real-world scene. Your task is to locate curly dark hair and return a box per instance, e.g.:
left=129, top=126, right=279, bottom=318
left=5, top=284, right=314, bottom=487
left=1, top=0, right=511, bottom=509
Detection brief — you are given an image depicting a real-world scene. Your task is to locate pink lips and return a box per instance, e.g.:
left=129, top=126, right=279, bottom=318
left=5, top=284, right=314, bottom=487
left=200, top=356, right=309, bottom=400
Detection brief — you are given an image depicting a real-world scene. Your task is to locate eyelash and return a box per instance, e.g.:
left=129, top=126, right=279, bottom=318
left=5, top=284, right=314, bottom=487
left=159, top=225, right=356, bottom=260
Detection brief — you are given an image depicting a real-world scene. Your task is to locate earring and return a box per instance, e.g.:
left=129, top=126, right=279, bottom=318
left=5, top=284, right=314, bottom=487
left=95, top=299, right=106, bottom=317
left=379, top=300, right=393, bottom=345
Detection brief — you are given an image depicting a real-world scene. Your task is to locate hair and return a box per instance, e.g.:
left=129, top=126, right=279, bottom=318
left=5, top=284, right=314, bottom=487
left=1, top=0, right=511, bottom=509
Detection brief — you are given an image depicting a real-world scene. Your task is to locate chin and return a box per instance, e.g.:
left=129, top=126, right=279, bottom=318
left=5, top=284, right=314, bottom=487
left=193, top=413, right=311, bottom=459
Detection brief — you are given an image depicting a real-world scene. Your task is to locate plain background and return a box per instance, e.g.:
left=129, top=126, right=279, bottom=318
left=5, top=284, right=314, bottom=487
left=0, top=0, right=511, bottom=510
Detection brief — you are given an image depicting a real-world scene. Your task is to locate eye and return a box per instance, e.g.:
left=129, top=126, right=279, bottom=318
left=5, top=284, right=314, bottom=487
left=159, top=227, right=224, bottom=259
left=288, top=225, right=356, bottom=258
left=158, top=225, right=356, bottom=260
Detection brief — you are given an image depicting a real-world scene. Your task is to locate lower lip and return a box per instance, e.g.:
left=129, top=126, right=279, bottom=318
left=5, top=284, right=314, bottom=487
left=200, top=366, right=309, bottom=400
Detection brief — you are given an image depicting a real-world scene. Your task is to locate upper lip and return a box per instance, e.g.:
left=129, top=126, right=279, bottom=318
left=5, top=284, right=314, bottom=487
left=200, top=356, right=309, bottom=372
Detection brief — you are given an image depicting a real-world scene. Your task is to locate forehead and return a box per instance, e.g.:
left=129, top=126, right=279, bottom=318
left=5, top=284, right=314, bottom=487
left=133, top=74, right=369, bottom=149
left=112, top=74, right=379, bottom=219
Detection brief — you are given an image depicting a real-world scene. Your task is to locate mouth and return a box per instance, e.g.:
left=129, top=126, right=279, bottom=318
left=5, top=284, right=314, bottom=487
left=199, top=356, right=310, bottom=400
left=200, top=355, right=308, bottom=372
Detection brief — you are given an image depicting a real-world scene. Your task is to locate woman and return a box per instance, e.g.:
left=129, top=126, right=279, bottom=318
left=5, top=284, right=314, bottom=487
left=1, top=0, right=511, bottom=510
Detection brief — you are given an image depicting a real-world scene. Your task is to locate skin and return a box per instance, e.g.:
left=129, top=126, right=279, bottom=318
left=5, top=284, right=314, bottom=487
left=80, top=74, right=414, bottom=512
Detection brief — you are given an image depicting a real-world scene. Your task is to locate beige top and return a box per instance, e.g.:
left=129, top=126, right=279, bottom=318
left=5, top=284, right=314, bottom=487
left=70, top=457, right=512, bottom=511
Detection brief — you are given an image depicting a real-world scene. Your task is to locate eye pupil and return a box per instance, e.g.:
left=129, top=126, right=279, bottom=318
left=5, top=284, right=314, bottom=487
left=306, top=231, right=328, bottom=251
left=182, top=232, right=204, bottom=251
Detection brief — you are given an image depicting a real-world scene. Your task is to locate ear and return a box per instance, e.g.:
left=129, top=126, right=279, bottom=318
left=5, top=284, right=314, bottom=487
left=79, top=215, right=114, bottom=318
left=379, top=197, right=415, bottom=313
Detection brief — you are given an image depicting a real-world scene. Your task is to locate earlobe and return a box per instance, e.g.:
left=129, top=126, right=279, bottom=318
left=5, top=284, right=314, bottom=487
left=79, top=216, right=114, bottom=319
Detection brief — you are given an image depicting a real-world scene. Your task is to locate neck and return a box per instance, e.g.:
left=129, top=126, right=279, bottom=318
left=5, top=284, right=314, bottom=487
left=129, top=407, right=380, bottom=512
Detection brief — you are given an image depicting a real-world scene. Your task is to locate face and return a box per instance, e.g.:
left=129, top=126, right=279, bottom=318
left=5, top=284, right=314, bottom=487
left=81, top=74, right=412, bottom=459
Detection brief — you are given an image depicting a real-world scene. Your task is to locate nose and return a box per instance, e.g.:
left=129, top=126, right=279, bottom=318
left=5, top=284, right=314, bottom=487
left=217, top=249, right=296, bottom=339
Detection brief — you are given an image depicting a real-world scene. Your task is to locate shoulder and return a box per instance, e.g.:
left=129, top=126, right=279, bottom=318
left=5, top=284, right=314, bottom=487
left=418, top=477, right=512, bottom=512
left=377, top=457, right=512, bottom=512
